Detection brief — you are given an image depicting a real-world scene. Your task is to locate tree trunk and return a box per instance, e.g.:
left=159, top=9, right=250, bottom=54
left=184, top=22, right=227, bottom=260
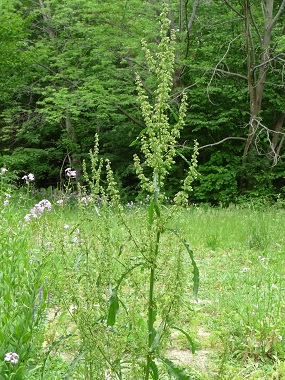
left=66, top=114, right=82, bottom=183
left=242, top=0, right=285, bottom=164
left=242, top=0, right=273, bottom=163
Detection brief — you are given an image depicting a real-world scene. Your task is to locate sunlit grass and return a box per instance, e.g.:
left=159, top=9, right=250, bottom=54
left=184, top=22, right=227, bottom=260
left=1, top=192, right=285, bottom=379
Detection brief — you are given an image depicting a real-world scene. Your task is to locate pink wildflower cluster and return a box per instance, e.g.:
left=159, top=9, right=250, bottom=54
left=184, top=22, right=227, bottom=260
left=4, top=352, right=19, bottom=364
left=24, top=199, right=52, bottom=222
left=22, top=173, right=35, bottom=184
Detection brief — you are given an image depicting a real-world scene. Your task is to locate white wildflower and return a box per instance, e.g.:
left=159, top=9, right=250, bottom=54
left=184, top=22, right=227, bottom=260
left=0, top=168, right=8, bottom=174
left=22, top=173, right=35, bottom=184
left=65, top=168, right=77, bottom=179
left=3, top=200, right=9, bottom=206
left=4, top=352, right=19, bottom=364
left=28, top=173, right=35, bottom=181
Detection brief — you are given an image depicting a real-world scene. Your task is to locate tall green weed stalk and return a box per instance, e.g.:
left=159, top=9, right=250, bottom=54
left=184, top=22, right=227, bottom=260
left=132, top=5, right=199, bottom=379
left=48, top=4, right=199, bottom=379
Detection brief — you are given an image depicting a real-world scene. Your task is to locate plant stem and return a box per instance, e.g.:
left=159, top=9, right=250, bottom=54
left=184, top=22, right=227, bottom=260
left=145, top=267, right=155, bottom=380
left=145, top=229, right=161, bottom=380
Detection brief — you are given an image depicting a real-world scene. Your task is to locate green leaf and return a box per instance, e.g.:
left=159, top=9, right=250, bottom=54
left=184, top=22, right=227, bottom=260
left=159, top=356, right=192, bottom=379
left=150, top=320, right=165, bottom=351
left=107, top=288, right=119, bottom=327
left=150, top=359, right=159, bottom=379
left=177, top=152, right=191, bottom=166
left=129, top=127, right=147, bottom=146
left=171, top=326, right=195, bottom=354
left=107, top=262, right=144, bottom=327
left=181, top=238, right=199, bottom=300
left=118, top=243, right=125, bottom=256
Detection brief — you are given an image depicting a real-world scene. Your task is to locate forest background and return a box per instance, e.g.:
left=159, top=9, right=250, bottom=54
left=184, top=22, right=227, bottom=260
left=1, top=0, right=285, bottom=204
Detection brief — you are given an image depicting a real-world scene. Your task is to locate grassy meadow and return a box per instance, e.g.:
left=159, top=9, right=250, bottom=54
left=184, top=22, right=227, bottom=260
left=2, top=11, right=284, bottom=378
left=1, top=186, right=285, bottom=379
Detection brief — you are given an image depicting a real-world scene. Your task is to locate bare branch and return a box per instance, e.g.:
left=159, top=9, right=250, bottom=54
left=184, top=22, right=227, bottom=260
left=252, top=53, right=285, bottom=72
left=207, top=34, right=242, bottom=101
left=198, top=137, right=247, bottom=150
left=212, top=68, right=248, bottom=81
left=177, top=137, right=246, bottom=151
left=36, top=63, right=79, bottom=87
left=276, top=135, right=285, bottom=159
left=271, top=0, right=285, bottom=28
left=223, top=0, right=244, bottom=18
left=248, top=2, right=262, bottom=44
left=177, top=117, right=285, bottom=167
left=247, top=116, right=285, bottom=166
left=114, top=104, right=145, bottom=129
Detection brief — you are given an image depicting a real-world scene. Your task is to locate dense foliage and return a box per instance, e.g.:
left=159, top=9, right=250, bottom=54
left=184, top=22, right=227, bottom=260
left=0, top=0, right=285, bottom=203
